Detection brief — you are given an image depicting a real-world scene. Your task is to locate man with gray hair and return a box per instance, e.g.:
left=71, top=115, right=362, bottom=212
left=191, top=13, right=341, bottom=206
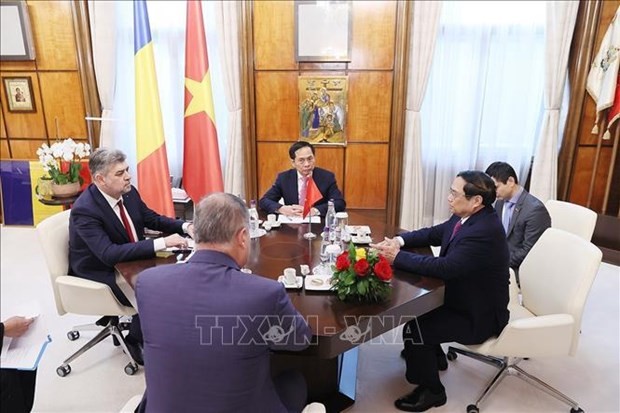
left=69, top=148, right=193, bottom=365
left=136, top=193, right=313, bottom=413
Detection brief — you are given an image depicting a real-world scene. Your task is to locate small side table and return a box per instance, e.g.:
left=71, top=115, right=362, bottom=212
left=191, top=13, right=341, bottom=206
left=37, top=194, right=80, bottom=210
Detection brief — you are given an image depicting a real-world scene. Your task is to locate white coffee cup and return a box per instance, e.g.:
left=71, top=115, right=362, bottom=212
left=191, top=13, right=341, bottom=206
left=267, top=214, right=277, bottom=223
left=283, top=267, right=297, bottom=285
left=263, top=222, right=272, bottom=231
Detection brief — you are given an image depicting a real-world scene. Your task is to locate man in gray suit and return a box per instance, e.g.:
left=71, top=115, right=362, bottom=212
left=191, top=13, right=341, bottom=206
left=136, top=193, right=313, bottom=413
left=485, top=162, right=551, bottom=280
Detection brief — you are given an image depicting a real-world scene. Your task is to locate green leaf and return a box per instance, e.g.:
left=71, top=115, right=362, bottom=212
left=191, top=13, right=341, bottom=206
left=357, top=279, right=368, bottom=295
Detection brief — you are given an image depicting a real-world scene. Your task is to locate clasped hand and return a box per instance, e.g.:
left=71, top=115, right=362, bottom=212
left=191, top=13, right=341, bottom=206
left=278, top=205, right=317, bottom=217
left=369, top=237, right=401, bottom=264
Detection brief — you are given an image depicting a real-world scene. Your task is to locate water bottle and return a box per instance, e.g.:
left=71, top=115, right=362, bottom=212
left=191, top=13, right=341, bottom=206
left=325, top=199, right=338, bottom=243
left=249, top=199, right=259, bottom=238
left=320, top=226, right=330, bottom=262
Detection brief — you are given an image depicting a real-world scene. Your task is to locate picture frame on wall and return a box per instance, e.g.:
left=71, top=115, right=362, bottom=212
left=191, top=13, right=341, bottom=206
left=0, top=1, right=36, bottom=61
left=3, top=76, right=36, bottom=112
left=295, top=1, right=351, bottom=62
left=298, top=75, right=348, bottom=145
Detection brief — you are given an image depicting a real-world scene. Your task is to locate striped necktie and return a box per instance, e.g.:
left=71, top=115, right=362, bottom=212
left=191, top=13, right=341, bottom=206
left=117, top=200, right=136, bottom=242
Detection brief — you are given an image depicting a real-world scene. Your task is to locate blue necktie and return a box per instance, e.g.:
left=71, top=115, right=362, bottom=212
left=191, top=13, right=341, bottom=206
left=502, top=201, right=514, bottom=234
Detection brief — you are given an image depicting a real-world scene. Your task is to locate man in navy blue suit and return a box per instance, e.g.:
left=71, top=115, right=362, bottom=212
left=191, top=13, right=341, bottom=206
left=372, top=170, right=509, bottom=412
left=259, top=141, right=345, bottom=217
left=136, top=193, right=313, bottom=412
left=69, top=148, right=193, bottom=364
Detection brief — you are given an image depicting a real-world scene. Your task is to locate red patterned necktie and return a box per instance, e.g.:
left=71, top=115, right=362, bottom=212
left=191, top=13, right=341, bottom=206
left=117, top=200, right=136, bottom=242
left=299, top=176, right=308, bottom=205
left=450, top=220, right=462, bottom=241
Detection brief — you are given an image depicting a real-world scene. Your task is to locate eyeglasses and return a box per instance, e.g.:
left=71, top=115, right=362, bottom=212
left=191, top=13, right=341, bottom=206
left=448, top=188, right=469, bottom=200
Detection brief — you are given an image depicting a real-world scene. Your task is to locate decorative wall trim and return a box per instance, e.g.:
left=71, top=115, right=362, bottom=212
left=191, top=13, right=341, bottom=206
left=241, top=1, right=257, bottom=201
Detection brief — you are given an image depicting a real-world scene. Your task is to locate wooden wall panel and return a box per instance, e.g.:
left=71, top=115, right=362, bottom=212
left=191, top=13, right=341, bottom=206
left=349, top=1, right=397, bottom=70
left=0, top=72, right=47, bottom=139
left=255, top=72, right=298, bottom=140
left=568, top=146, right=613, bottom=210
left=0, top=108, right=5, bottom=138
left=347, top=71, right=392, bottom=142
left=253, top=1, right=297, bottom=70
left=38, top=72, right=87, bottom=139
left=345, top=144, right=388, bottom=208
left=0, top=61, right=37, bottom=72
left=10, top=139, right=47, bottom=159
left=0, top=140, right=10, bottom=158
left=27, top=0, right=77, bottom=70
left=256, top=142, right=295, bottom=198
left=315, top=146, right=345, bottom=194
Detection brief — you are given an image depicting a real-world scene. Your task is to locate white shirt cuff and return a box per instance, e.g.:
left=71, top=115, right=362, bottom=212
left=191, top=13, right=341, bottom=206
left=182, top=222, right=191, bottom=233
left=153, top=238, right=166, bottom=252
left=396, top=236, right=405, bottom=247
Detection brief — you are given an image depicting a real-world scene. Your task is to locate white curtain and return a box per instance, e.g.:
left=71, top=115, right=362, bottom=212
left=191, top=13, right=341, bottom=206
left=419, top=1, right=546, bottom=225
left=529, top=1, right=578, bottom=202
left=213, top=1, right=244, bottom=197
left=101, top=1, right=229, bottom=188
left=87, top=1, right=117, bottom=148
left=399, top=2, right=442, bottom=231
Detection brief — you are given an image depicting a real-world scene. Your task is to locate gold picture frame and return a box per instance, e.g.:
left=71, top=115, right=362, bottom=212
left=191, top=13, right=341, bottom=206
left=298, top=75, right=347, bottom=145
left=3, top=76, right=36, bottom=112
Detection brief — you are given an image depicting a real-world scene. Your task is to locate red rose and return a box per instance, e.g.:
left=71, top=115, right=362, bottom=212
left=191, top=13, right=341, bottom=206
left=353, top=258, right=370, bottom=276
left=374, top=256, right=393, bottom=281
left=335, top=252, right=350, bottom=271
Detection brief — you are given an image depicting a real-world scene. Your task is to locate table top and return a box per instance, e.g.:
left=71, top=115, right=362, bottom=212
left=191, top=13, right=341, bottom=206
left=115, top=210, right=444, bottom=358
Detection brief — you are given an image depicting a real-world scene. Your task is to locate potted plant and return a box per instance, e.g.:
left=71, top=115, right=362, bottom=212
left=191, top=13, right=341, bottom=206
left=36, top=138, right=91, bottom=198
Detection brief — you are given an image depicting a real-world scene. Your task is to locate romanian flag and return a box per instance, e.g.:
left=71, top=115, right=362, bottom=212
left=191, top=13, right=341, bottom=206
left=134, top=0, right=174, bottom=217
left=303, top=177, right=323, bottom=218
left=183, top=0, right=223, bottom=202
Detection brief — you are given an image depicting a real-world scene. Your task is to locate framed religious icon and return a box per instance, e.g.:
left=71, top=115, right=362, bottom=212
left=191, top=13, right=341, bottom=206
left=298, top=75, right=347, bottom=145
left=295, top=1, right=351, bottom=62
left=3, top=76, right=36, bottom=112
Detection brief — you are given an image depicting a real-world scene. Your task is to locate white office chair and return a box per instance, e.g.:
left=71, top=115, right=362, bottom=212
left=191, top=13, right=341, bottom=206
left=446, top=228, right=602, bottom=413
left=36, top=210, right=140, bottom=377
left=545, top=199, right=597, bottom=241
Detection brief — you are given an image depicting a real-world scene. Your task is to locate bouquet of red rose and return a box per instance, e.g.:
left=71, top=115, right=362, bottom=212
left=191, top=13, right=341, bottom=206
left=331, top=242, right=393, bottom=302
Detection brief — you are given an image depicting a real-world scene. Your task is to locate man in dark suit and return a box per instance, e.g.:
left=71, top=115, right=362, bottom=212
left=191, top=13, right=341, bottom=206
left=259, top=141, right=345, bottom=216
left=372, top=170, right=509, bottom=412
left=485, top=161, right=551, bottom=279
left=69, top=148, right=193, bottom=364
left=136, top=193, right=313, bottom=413
left=1, top=316, right=37, bottom=413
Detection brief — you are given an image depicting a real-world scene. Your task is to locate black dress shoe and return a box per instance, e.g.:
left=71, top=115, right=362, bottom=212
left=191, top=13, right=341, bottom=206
left=394, top=386, right=447, bottom=412
left=123, top=337, right=144, bottom=366
left=400, top=349, right=448, bottom=371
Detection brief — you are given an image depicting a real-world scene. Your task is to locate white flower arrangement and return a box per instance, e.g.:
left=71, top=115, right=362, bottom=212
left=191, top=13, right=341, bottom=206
left=36, top=138, right=91, bottom=185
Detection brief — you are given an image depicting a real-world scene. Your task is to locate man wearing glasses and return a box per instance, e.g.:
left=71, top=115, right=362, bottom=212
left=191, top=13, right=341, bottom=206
left=372, top=170, right=509, bottom=412
left=259, top=141, right=345, bottom=217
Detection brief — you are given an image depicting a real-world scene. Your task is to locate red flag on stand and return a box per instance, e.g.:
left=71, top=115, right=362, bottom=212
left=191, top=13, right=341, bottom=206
left=303, top=177, right=323, bottom=218
left=183, top=0, right=224, bottom=202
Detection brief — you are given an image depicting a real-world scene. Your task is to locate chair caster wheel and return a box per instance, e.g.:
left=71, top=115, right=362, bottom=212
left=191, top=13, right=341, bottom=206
left=124, top=362, right=139, bottom=375
left=56, top=364, right=71, bottom=377
left=466, top=404, right=479, bottom=413
left=570, top=408, right=584, bottom=413
left=67, top=330, right=80, bottom=341
left=112, top=336, right=121, bottom=347
left=447, top=350, right=458, bottom=361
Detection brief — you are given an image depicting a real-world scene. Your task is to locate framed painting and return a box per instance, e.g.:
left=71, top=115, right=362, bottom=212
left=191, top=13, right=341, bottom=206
left=3, top=76, right=36, bottom=112
left=0, top=1, right=36, bottom=61
left=298, top=75, right=347, bottom=145
left=295, top=1, right=351, bottom=62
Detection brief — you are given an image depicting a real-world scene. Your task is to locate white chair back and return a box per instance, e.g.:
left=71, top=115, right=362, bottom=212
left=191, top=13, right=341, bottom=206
left=545, top=199, right=597, bottom=241
left=519, top=228, right=602, bottom=355
left=37, top=210, right=71, bottom=315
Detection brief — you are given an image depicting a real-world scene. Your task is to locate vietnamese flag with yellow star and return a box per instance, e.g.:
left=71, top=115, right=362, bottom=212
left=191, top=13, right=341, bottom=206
left=183, top=0, right=224, bottom=202
left=134, top=0, right=174, bottom=217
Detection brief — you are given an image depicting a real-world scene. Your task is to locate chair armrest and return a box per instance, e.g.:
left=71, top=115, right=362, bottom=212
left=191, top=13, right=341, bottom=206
left=488, top=314, right=574, bottom=358
left=56, top=275, right=136, bottom=317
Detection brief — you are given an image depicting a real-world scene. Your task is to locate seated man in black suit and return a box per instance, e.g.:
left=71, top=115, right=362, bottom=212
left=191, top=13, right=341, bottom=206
left=485, top=161, right=551, bottom=280
left=372, top=170, right=510, bottom=412
left=1, top=316, right=37, bottom=413
left=259, top=141, right=345, bottom=217
left=68, top=148, right=193, bottom=364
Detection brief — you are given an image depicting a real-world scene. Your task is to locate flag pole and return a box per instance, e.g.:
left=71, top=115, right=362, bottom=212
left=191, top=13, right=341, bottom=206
left=303, top=213, right=316, bottom=239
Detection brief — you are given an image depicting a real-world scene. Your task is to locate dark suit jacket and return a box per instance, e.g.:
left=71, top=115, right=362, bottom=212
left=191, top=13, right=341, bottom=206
left=136, top=250, right=313, bottom=413
left=1, top=323, right=37, bottom=413
left=69, top=184, right=184, bottom=304
left=495, top=189, right=550, bottom=270
left=259, top=167, right=345, bottom=216
left=394, top=206, right=510, bottom=343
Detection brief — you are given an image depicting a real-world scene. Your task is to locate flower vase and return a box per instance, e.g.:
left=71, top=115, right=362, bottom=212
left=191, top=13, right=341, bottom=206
left=51, top=181, right=81, bottom=198
left=36, top=177, right=54, bottom=199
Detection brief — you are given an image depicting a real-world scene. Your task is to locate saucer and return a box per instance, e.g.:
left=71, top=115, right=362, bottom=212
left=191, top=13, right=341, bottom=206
left=305, top=275, right=333, bottom=291
left=277, top=275, right=303, bottom=289
left=351, top=235, right=372, bottom=244
left=251, top=228, right=267, bottom=239
left=345, top=225, right=371, bottom=235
